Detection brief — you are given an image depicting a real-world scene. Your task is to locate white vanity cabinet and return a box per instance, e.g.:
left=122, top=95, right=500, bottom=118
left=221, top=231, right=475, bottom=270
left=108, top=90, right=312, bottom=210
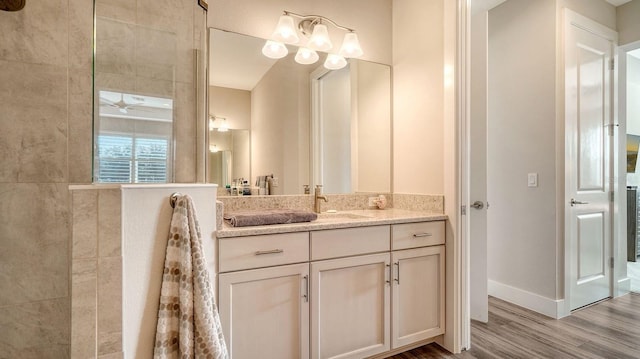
left=217, top=219, right=445, bottom=359
left=391, top=222, right=446, bottom=348
left=218, top=232, right=310, bottom=359
left=310, top=227, right=391, bottom=359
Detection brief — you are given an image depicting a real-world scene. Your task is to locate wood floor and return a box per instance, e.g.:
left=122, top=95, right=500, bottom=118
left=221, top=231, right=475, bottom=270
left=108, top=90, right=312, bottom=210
left=390, top=293, right=640, bottom=359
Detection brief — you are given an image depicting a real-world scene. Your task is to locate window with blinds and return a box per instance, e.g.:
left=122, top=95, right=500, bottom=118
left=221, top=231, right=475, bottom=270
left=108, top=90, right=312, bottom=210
left=96, top=134, right=170, bottom=183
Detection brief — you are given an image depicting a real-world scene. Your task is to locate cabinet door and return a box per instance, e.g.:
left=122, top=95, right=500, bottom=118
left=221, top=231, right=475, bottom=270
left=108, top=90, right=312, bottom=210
left=218, top=263, right=310, bottom=359
left=311, top=253, right=390, bottom=359
left=391, top=246, right=445, bottom=348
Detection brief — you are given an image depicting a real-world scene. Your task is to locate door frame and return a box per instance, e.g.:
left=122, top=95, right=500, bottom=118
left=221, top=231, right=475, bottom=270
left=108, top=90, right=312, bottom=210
left=561, top=9, right=620, bottom=317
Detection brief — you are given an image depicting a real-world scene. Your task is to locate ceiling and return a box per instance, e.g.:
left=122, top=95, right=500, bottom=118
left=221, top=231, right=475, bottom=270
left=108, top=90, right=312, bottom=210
left=472, top=0, right=631, bottom=14
left=605, top=0, right=632, bottom=6
left=209, top=29, right=278, bottom=91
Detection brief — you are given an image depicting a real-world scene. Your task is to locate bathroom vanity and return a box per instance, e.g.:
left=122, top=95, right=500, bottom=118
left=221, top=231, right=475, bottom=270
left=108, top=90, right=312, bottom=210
left=216, top=209, right=446, bottom=359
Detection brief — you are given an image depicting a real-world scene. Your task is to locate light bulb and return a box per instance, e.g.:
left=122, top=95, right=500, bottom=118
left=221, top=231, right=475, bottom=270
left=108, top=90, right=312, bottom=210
left=272, top=15, right=299, bottom=44
left=218, top=119, right=229, bottom=132
left=262, top=40, right=288, bottom=59
left=294, top=47, right=319, bottom=65
left=324, top=54, right=347, bottom=70
left=209, top=144, right=219, bottom=153
left=338, top=32, right=363, bottom=58
left=307, top=24, right=332, bottom=52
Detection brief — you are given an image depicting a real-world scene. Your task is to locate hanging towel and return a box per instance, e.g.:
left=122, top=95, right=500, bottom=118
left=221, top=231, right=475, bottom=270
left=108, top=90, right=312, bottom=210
left=154, top=194, right=229, bottom=359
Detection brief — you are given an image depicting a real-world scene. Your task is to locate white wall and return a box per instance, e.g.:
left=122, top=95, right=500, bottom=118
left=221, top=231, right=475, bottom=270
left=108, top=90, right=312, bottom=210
left=251, top=56, right=311, bottom=195
left=618, top=0, right=640, bottom=46
left=627, top=54, right=640, bottom=136
left=209, top=86, right=251, bottom=130
left=488, top=0, right=558, bottom=301
left=392, top=0, right=445, bottom=194
left=121, top=185, right=218, bottom=359
left=208, top=0, right=392, bottom=65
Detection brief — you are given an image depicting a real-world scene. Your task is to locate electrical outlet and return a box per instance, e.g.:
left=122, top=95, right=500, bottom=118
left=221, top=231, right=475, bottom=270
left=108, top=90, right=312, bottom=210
left=271, top=177, right=279, bottom=187
left=368, top=196, right=378, bottom=207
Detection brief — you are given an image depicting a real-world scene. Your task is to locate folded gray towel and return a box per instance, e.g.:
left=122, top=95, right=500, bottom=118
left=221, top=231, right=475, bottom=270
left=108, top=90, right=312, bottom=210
left=224, top=209, right=318, bottom=227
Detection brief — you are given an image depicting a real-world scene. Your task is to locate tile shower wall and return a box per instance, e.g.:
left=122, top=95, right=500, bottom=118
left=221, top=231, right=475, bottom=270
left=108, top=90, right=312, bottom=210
left=71, top=188, right=123, bottom=358
left=0, top=0, right=93, bottom=357
left=0, top=0, right=204, bottom=357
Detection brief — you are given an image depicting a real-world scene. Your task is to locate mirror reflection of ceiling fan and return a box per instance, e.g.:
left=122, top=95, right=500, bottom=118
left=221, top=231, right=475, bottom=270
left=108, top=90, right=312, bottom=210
left=99, top=93, right=148, bottom=114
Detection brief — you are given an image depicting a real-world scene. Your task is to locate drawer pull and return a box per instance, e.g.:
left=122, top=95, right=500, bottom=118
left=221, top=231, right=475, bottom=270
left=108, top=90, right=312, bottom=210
left=413, top=233, right=433, bottom=238
left=254, top=249, right=284, bottom=256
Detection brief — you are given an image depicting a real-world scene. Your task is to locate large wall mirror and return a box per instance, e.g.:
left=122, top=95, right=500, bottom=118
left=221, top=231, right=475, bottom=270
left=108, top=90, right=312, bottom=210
left=207, top=28, right=391, bottom=195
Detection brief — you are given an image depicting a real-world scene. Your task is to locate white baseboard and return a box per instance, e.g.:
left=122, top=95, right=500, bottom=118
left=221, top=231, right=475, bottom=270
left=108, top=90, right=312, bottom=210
left=488, top=280, right=565, bottom=319
left=617, top=277, right=631, bottom=297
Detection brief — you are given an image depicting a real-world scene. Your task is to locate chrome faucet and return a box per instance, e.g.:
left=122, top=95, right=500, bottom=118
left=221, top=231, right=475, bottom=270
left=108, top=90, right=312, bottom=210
left=314, top=185, right=328, bottom=213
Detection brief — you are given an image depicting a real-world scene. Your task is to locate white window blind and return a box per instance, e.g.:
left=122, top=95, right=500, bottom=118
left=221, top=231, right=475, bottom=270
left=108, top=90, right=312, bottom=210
left=96, top=134, right=169, bottom=183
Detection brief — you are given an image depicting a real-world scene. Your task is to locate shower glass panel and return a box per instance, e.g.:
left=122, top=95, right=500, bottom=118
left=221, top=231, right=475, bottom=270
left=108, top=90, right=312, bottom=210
left=93, top=0, right=207, bottom=183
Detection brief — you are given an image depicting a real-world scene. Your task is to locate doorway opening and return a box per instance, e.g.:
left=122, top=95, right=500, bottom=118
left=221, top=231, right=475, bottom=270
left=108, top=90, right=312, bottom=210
left=623, top=45, right=640, bottom=293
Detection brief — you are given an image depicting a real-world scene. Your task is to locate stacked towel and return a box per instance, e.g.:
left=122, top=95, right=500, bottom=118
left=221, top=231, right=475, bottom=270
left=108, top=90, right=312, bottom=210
left=224, top=209, right=318, bottom=227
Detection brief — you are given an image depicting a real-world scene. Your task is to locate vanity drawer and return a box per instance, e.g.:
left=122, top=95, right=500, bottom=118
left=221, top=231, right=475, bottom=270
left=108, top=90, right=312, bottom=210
left=218, top=232, right=309, bottom=272
left=392, top=221, right=445, bottom=250
left=311, top=226, right=390, bottom=260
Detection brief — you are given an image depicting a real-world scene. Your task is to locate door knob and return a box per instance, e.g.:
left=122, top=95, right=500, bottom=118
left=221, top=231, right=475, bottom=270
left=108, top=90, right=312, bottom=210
left=471, top=201, right=484, bottom=210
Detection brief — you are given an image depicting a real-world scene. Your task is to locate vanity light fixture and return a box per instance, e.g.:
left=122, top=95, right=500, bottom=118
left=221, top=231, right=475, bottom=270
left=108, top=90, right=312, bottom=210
left=209, top=116, right=229, bottom=132
left=264, top=11, right=363, bottom=70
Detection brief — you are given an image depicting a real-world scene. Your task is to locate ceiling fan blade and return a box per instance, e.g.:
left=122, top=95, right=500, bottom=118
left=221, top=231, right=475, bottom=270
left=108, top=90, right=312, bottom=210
left=99, top=97, right=117, bottom=106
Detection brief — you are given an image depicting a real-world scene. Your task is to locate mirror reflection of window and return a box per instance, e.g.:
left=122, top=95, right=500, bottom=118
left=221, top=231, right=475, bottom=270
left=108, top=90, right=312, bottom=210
left=95, top=90, right=174, bottom=183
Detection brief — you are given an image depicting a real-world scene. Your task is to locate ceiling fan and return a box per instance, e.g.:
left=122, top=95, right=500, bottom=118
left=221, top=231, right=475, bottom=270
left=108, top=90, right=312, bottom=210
left=99, top=93, right=146, bottom=114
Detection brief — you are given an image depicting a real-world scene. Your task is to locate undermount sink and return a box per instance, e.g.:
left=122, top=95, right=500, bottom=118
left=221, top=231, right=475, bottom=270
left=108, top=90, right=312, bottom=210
left=315, top=212, right=372, bottom=221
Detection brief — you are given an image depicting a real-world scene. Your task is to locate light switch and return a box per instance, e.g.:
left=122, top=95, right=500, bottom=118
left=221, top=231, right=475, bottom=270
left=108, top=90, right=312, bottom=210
left=528, top=173, right=538, bottom=187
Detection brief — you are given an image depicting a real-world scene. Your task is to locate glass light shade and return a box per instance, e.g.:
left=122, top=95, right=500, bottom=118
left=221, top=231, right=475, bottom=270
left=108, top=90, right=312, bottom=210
left=217, top=120, right=229, bottom=132
left=294, top=47, right=319, bottom=65
left=272, top=15, right=299, bottom=44
left=307, top=24, right=332, bottom=52
left=338, top=32, right=363, bottom=58
left=324, top=54, right=347, bottom=70
left=262, top=40, right=288, bottom=59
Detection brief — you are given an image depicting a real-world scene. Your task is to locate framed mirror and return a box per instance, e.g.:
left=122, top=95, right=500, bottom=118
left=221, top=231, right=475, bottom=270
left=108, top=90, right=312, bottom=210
left=207, top=28, right=391, bottom=195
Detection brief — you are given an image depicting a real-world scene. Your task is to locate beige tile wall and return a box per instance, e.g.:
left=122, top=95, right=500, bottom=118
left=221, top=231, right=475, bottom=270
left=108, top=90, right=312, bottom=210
left=0, top=0, right=93, bottom=356
left=71, top=188, right=123, bottom=358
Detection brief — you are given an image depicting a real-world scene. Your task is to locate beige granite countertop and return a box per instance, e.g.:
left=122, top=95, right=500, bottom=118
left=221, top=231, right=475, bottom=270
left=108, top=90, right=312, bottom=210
left=216, top=209, right=447, bottom=238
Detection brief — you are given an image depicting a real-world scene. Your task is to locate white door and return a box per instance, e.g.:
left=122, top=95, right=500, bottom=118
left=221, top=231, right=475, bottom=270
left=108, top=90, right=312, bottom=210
left=565, top=10, right=616, bottom=311
left=218, top=263, right=310, bottom=359
left=310, top=253, right=390, bottom=359
left=469, top=7, right=489, bottom=323
left=391, top=246, right=445, bottom=348
left=311, top=66, right=352, bottom=194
